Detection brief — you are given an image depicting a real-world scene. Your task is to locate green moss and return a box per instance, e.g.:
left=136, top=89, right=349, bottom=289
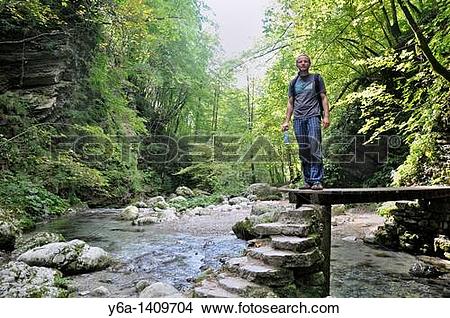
left=193, top=268, right=215, bottom=284
left=377, top=202, right=399, bottom=217
left=232, top=218, right=257, bottom=241
left=273, top=283, right=301, bottom=298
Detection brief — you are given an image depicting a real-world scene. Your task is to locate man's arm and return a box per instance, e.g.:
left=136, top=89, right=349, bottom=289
left=320, top=92, right=330, bottom=129
left=281, top=96, right=294, bottom=131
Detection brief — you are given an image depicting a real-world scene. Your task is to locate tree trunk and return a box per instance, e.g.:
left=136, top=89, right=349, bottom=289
left=247, top=74, right=257, bottom=183
left=397, top=0, right=450, bottom=82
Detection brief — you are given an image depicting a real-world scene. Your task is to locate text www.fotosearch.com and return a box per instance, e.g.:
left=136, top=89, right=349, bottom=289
left=107, top=301, right=340, bottom=316
left=201, top=301, right=340, bottom=314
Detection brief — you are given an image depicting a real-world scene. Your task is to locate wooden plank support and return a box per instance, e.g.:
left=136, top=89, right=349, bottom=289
left=319, top=204, right=331, bottom=296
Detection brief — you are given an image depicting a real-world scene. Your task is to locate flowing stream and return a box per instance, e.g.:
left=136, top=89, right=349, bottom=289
left=30, top=207, right=450, bottom=297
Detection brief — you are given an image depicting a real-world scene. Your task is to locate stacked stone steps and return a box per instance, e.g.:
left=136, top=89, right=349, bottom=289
left=194, top=205, right=325, bottom=298
left=271, top=235, right=317, bottom=252
left=225, top=256, right=294, bottom=286
left=246, top=245, right=323, bottom=268
left=193, top=279, right=239, bottom=298
left=193, top=272, right=278, bottom=298
left=254, top=223, right=310, bottom=237
left=276, top=206, right=318, bottom=224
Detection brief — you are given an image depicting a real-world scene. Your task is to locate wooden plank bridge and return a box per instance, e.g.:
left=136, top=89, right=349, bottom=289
left=279, top=186, right=450, bottom=296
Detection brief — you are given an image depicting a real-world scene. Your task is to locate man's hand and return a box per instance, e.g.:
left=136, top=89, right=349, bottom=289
left=322, top=116, right=330, bottom=129
left=281, top=121, right=289, bottom=131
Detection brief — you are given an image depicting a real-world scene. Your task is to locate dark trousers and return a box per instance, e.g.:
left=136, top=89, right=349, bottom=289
left=293, top=116, right=323, bottom=184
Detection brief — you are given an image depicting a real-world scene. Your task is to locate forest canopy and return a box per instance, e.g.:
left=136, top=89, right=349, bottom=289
left=0, top=0, right=448, bottom=227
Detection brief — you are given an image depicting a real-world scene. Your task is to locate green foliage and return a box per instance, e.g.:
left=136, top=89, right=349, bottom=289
left=0, top=0, right=222, bottom=220
left=394, top=132, right=450, bottom=185
left=174, top=162, right=248, bottom=196
left=168, top=194, right=221, bottom=211
left=377, top=202, right=399, bottom=218
left=0, top=0, right=107, bottom=39
left=256, top=0, right=450, bottom=187
left=0, top=173, right=68, bottom=220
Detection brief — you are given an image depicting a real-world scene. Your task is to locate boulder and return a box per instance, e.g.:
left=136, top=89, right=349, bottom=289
left=18, top=239, right=112, bottom=274
left=156, top=207, right=178, bottom=221
left=434, top=235, right=450, bottom=256
left=175, top=186, right=195, bottom=197
left=135, top=280, right=151, bottom=292
left=229, top=197, right=250, bottom=205
left=15, top=232, right=65, bottom=255
left=91, top=286, right=111, bottom=297
left=0, top=261, right=68, bottom=297
left=409, top=262, right=443, bottom=278
left=168, top=196, right=187, bottom=204
left=232, top=212, right=279, bottom=240
left=145, top=196, right=169, bottom=209
left=251, top=201, right=286, bottom=216
left=246, top=183, right=281, bottom=201
left=132, top=216, right=159, bottom=226
left=118, top=206, right=139, bottom=221
left=139, top=282, right=182, bottom=298
left=133, top=201, right=148, bottom=208
left=186, top=207, right=207, bottom=216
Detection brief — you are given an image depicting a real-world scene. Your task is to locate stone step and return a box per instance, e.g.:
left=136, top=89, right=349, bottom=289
left=248, top=238, right=271, bottom=248
left=271, top=235, right=317, bottom=252
left=193, top=279, right=239, bottom=298
left=225, top=256, right=293, bottom=287
left=216, top=273, right=277, bottom=297
left=254, top=222, right=309, bottom=237
left=246, top=246, right=324, bottom=268
left=276, top=206, right=317, bottom=224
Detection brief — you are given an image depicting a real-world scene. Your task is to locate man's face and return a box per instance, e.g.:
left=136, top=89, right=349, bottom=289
left=296, top=56, right=310, bottom=72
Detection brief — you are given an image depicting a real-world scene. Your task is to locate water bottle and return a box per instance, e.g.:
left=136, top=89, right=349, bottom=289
left=283, top=130, right=290, bottom=144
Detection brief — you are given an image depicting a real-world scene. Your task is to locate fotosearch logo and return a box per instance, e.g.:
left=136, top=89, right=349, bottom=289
left=49, top=134, right=401, bottom=164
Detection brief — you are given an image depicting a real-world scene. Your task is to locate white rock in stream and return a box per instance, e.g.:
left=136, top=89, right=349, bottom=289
left=118, top=206, right=139, bottom=221
left=229, top=197, right=250, bottom=205
left=139, top=282, right=183, bottom=298
left=91, top=286, right=111, bottom=297
left=186, top=207, right=211, bottom=216
left=145, top=196, right=170, bottom=209
left=18, top=239, right=112, bottom=274
left=156, top=207, right=178, bottom=221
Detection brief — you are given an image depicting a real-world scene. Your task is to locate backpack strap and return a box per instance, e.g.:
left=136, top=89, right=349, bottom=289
left=314, top=73, right=324, bottom=118
left=289, top=74, right=300, bottom=97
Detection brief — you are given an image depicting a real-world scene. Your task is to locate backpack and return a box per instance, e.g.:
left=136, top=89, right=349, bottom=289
left=289, top=73, right=324, bottom=117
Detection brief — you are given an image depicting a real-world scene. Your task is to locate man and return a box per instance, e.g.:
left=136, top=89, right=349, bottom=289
left=281, top=53, right=330, bottom=190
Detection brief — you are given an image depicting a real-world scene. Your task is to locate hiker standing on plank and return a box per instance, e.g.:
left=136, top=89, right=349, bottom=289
left=281, top=53, right=330, bottom=190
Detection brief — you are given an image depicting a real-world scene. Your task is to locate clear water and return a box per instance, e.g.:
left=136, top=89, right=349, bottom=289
left=32, top=208, right=246, bottom=293
left=29, top=208, right=450, bottom=297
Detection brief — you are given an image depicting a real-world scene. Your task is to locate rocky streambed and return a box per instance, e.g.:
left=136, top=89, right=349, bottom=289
left=1, top=185, right=450, bottom=298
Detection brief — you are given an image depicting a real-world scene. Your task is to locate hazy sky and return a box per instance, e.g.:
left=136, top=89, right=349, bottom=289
left=204, top=0, right=274, bottom=59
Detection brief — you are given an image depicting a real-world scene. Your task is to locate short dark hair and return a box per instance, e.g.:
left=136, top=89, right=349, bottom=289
left=296, top=53, right=311, bottom=63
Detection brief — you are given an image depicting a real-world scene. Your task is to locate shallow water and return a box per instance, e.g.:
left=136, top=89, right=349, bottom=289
left=31, top=208, right=450, bottom=297
left=34, top=208, right=247, bottom=293
left=331, top=240, right=450, bottom=297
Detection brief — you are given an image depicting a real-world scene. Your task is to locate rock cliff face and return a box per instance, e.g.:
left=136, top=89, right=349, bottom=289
left=0, top=30, right=93, bottom=122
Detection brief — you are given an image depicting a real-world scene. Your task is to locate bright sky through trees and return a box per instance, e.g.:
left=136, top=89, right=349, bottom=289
left=204, top=0, right=274, bottom=58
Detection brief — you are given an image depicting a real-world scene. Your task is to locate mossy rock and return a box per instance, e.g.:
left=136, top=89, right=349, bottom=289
left=377, top=202, right=400, bottom=217
left=273, top=283, right=301, bottom=298
left=232, top=218, right=258, bottom=240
